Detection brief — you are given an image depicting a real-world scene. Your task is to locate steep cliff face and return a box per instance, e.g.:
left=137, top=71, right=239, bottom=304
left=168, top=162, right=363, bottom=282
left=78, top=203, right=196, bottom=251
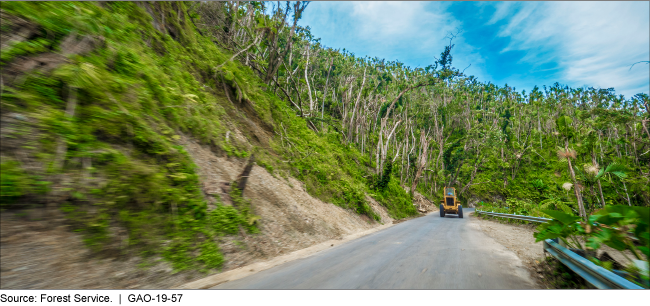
left=0, top=1, right=406, bottom=282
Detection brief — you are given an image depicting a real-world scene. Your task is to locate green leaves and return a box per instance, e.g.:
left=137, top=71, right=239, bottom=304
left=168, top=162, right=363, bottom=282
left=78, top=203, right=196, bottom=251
left=543, top=209, right=581, bottom=225
left=595, top=163, right=628, bottom=180
left=534, top=210, right=583, bottom=247
left=537, top=205, right=649, bottom=263
left=555, top=115, right=574, bottom=139
left=586, top=206, right=648, bottom=259
left=53, top=62, right=102, bottom=89
left=539, top=197, right=573, bottom=214
left=224, top=70, right=235, bottom=81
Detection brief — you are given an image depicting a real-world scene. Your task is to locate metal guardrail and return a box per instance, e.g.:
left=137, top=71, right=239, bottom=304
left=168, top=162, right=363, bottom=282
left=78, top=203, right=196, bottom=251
left=476, top=210, right=639, bottom=241
left=543, top=239, right=644, bottom=289
left=475, top=209, right=645, bottom=289
left=475, top=210, right=550, bottom=223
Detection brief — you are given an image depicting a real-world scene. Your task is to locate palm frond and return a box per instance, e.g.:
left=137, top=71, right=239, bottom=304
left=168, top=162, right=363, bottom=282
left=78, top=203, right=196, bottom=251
left=609, top=171, right=627, bottom=179
left=604, top=163, right=628, bottom=177
left=556, top=201, right=573, bottom=214
left=556, top=146, right=576, bottom=161
left=539, top=199, right=555, bottom=210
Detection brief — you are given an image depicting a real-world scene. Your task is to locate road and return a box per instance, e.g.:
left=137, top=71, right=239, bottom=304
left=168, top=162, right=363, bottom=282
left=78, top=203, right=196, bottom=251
left=213, top=208, right=539, bottom=289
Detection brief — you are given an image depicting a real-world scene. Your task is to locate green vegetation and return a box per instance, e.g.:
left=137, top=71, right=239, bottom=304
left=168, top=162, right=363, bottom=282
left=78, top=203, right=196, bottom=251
left=0, top=1, right=414, bottom=272
left=534, top=205, right=649, bottom=287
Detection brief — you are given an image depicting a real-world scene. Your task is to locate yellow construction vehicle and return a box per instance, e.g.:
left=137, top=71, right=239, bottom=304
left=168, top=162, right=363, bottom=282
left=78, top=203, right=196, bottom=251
left=440, top=187, right=463, bottom=218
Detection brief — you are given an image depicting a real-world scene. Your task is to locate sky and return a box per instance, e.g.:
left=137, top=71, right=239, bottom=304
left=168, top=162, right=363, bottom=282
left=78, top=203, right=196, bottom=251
left=298, top=1, right=650, bottom=99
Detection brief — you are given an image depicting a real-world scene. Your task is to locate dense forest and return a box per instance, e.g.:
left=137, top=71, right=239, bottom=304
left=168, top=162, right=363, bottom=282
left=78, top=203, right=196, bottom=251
left=1, top=1, right=648, bottom=272
left=189, top=1, right=649, bottom=212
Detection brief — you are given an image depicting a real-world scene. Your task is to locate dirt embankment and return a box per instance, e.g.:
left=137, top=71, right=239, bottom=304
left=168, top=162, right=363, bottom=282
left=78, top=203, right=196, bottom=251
left=1, top=134, right=394, bottom=289
left=413, top=192, right=437, bottom=214
left=0, top=211, right=208, bottom=289
left=179, top=134, right=393, bottom=271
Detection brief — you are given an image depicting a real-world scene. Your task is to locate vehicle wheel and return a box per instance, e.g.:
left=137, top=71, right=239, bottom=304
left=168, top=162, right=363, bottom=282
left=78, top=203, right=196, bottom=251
left=440, top=204, right=445, bottom=217
left=458, top=205, right=463, bottom=218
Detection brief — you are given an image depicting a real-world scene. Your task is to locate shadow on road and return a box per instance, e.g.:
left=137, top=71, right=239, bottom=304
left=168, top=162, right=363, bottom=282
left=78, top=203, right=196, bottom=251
left=441, top=208, right=473, bottom=218
left=442, top=215, right=461, bottom=218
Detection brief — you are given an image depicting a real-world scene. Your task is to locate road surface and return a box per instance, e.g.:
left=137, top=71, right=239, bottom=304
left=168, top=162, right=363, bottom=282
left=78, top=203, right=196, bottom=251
left=213, top=208, right=539, bottom=289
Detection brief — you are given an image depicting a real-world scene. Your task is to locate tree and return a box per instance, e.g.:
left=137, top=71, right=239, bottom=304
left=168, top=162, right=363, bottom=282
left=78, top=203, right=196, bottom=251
left=556, top=115, right=587, bottom=220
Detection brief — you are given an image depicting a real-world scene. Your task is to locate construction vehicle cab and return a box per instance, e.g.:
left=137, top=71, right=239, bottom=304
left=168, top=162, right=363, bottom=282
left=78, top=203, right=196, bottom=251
left=440, top=187, right=463, bottom=218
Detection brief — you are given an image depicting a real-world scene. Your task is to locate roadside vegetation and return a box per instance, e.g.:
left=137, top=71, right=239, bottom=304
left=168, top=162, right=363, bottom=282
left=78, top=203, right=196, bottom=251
left=1, top=1, right=648, bottom=276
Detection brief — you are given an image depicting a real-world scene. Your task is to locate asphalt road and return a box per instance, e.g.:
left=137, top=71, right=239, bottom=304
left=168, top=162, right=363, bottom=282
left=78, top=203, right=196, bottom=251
left=213, top=208, right=539, bottom=289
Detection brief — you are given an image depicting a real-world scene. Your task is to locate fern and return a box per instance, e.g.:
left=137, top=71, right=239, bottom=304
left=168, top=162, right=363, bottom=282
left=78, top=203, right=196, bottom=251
left=539, top=197, right=573, bottom=214
left=595, top=162, right=628, bottom=180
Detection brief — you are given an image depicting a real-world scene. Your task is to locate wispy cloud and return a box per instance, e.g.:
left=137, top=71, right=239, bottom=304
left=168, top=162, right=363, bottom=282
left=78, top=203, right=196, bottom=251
left=487, top=1, right=649, bottom=97
left=300, top=1, right=649, bottom=98
left=301, top=2, right=488, bottom=78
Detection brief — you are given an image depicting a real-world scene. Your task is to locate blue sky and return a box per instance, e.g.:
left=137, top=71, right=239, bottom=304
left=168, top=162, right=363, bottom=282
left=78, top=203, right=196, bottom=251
left=299, top=1, right=650, bottom=99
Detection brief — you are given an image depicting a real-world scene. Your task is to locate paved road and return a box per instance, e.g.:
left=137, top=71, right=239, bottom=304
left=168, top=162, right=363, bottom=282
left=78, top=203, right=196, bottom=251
left=214, top=208, right=539, bottom=289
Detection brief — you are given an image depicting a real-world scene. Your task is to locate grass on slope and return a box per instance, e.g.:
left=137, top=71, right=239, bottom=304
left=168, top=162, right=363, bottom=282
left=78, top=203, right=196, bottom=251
left=0, top=1, right=416, bottom=272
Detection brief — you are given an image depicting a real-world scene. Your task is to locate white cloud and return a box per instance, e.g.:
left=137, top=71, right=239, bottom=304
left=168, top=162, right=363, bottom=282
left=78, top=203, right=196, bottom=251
left=350, top=2, right=429, bottom=38
left=488, top=1, right=650, bottom=97
left=347, top=2, right=459, bottom=58
left=300, top=2, right=489, bottom=80
left=486, top=1, right=516, bottom=25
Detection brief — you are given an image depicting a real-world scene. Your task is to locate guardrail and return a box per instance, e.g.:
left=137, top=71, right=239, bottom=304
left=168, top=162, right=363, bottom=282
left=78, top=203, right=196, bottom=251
left=543, top=239, right=643, bottom=289
left=475, top=209, right=645, bottom=289
left=475, top=210, right=550, bottom=223
left=475, top=210, right=638, bottom=240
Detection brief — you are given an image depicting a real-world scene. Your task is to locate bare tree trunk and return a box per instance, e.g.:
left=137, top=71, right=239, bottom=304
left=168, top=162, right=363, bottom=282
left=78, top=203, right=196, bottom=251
left=410, top=130, right=430, bottom=194
left=459, top=155, right=484, bottom=195
left=376, top=119, right=384, bottom=174
left=592, top=152, right=606, bottom=207
left=622, top=180, right=632, bottom=206
left=348, top=67, right=367, bottom=142
left=215, top=32, right=262, bottom=71
left=566, top=141, right=587, bottom=220
left=321, top=59, right=333, bottom=130
left=304, top=44, right=314, bottom=113
left=265, top=1, right=307, bottom=84
left=382, top=119, right=402, bottom=174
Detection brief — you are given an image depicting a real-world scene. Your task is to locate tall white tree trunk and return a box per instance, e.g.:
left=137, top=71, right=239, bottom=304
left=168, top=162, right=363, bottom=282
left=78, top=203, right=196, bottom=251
left=304, top=45, right=314, bottom=114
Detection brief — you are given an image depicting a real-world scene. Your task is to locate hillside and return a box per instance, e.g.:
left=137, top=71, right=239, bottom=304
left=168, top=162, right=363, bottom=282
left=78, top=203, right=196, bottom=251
left=0, top=1, right=418, bottom=283
left=1, top=1, right=648, bottom=287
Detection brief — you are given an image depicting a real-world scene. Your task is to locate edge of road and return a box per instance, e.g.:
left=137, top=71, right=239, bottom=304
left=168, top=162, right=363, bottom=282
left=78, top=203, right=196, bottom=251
left=175, top=212, right=438, bottom=289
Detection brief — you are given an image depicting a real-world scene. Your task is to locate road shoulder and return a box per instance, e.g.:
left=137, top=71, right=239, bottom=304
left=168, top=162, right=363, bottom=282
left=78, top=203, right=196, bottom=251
left=469, top=212, right=546, bottom=288
left=176, top=221, right=398, bottom=289
left=179, top=210, right=441, bottom=289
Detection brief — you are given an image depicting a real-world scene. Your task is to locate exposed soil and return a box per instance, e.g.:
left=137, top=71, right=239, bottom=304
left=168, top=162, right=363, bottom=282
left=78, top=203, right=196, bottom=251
left=178, top=133, right=393, bottom=272
left=413, top=191, right=437, bottom=214
left=0, top=210, right=205, bottom=289
left=470, top=212, right=547, bottom=287
left=0, top=9, right=39, bottom=51
left=0, top=14, right=105, bottom=86
left=471, top=213, right=544, bottom=268
left=0, top=134, right=394, bottom=289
